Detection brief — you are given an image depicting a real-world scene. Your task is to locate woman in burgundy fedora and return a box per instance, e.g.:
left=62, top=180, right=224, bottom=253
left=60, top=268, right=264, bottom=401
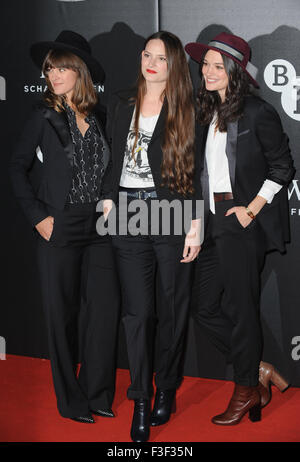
left=11, top=31, right=120, bottom=423
left=185, top=32, right=294, bottom=425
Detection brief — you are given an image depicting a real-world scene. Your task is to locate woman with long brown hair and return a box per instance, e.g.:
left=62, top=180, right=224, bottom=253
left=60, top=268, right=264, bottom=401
left=11, top=31, right=120, bottom=423
left=102, top=30, right=202, bottom=442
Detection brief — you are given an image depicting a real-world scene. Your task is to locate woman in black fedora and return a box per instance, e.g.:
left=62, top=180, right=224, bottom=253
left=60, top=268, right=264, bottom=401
left=185, top=32, right=294, bottom=425
left=11, top=31, right=120, bottom=423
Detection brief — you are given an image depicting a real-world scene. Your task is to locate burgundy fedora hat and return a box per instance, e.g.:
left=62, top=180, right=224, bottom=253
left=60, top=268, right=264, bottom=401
left=30, top=30, right=105, bottom=84
left=185, top=32, right=259, bottom=88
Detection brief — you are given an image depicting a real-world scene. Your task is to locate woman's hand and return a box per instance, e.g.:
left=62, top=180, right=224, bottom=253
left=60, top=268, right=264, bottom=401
left=180, top=218, right=201, bottom=263
left=226, top=196, right=267, bottom=227
left=35, top=216, right=54, bottom=241
left=103, top=199, right=114, bottom=221
left=181, top=244, right=201, bottom=263
left=225, top=206, right=252, bottom=228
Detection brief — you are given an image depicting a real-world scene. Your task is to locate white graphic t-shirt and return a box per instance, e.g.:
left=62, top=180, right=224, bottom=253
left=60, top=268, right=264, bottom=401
left=119, top=110, right=159, bottom=188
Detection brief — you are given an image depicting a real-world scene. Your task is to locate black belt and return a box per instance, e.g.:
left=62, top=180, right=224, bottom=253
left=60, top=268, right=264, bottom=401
left=119, top=187, right=157, bottom=200
left=214, top=192, right=234, bottom=202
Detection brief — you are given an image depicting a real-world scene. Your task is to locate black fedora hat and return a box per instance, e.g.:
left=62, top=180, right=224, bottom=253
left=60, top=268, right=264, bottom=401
left=30, top=30, right=105, bottom=83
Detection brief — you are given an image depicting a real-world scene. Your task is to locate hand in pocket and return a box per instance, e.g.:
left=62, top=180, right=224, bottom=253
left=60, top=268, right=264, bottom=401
left=35, top=216, right=54, bottom=241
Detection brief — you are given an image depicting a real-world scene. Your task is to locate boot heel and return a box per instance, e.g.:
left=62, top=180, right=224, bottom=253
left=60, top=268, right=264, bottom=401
left=271, top=370, right=289, bottom=392
left=249, top=403, right=261, bottom=422
left=150, top=389, right=176, bottom=426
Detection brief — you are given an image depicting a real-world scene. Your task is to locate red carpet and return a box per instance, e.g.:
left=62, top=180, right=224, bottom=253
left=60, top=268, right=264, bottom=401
left=0, top=355, right=299, bottom=442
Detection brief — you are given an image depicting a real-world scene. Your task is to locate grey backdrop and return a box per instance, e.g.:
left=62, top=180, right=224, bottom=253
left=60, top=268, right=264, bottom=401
left=1, top=0, right=299, bottom=386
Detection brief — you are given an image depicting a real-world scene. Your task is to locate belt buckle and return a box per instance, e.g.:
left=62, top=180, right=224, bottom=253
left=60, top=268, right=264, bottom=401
left=138, top=190, right=143, bottom=200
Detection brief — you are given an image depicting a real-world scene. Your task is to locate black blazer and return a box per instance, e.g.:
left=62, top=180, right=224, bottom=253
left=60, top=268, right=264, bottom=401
left=10, top=101, right=110, bottom=227
left=102, top=89, right=202, bottom=226
left=199, top=95, right=295, bottom=253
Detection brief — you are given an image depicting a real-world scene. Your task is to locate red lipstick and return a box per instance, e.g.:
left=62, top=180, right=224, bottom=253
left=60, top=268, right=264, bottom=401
left=146, top=69, right=157, bottom=74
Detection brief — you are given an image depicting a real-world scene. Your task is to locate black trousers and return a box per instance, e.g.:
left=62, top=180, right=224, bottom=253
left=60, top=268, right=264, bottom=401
left=112, top=232, right=193, bottom=400
left=36, top=203, right=120, bottom=418
left=191, top=200, right=267, bottom=386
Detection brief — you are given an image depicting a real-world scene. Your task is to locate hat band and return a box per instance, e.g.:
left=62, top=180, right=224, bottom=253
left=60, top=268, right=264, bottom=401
left=208, top=40, right=258, bottom=81
left=208, top=40, right=244, bottom=62
left=245, top=61, right=258, bottom=80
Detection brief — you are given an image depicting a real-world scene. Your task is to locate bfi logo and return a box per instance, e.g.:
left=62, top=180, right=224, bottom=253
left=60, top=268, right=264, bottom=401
left=264, top=60, right=300, bottom=121
left=0, top=76, right=6, bottom=100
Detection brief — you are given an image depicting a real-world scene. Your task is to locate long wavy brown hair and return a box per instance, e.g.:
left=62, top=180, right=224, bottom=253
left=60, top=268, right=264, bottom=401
left=197, top=53, right=251, bottom=132
left=42, top=49, right=98, bottom=114
left=131, top=31, right=195, bottom=196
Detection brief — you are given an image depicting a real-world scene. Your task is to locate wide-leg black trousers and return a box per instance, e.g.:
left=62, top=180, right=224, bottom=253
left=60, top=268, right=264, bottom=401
left=191, top=200, right=267, bottom=386
left=112, top=233, right=193, bottom=400
left=36, top=203, right=120, bottom=418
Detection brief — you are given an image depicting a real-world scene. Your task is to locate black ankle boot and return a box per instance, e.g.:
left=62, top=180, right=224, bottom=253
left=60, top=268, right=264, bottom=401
left=130, top=399, right=151, bottom=442
left=150, top=389, right=176, bottom=426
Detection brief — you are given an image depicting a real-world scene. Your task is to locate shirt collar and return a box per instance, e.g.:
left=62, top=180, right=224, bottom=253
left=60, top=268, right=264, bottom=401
left=63, top=101, right=92, bottom=124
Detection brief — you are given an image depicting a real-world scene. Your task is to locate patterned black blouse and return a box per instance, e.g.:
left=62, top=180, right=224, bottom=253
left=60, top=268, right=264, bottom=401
left=64, top=103, right=104, bottom=204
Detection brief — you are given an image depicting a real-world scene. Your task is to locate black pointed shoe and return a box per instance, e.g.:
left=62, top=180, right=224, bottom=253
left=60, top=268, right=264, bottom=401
left=130, top=399, right=151, bottom=442
left=150, top=389, right=176, bottom=426
left=69, top=414, right=95, bottom=424
left=90, top=408, right=115, bottom=418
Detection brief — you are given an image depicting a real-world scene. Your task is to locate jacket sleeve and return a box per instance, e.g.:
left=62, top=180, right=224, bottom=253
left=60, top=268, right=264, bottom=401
left=10, top=109, right=48, bottom=227
left=192, top=122, right=204, bottom=219
left=255, top=102, right=295, bottom=185
left=101, top=159, right=113, bottom=200
left=101, top=93, right=120, bottom=200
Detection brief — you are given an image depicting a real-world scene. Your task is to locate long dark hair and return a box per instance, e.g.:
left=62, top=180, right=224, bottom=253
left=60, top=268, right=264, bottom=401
left=197, top=53, right=251, bottom=132
left=132, top=31, right=195, bottom=196
left=42, top=49, right=98, bottom=114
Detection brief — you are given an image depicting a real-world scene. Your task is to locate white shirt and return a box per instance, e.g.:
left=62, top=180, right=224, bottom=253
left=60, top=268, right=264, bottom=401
left=205, top=118, right=282, bottom=214
left=119, top=110, right=158, bottom=188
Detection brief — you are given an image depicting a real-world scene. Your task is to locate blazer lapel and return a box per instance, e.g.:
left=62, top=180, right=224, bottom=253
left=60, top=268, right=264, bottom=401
left=40, top=105, right=74, bottom=167
left=148, top=101, right=167, bottom=150
left=225, top=120, right=238, bottom=190
left=116, top=101, right=135, bottom=172
left=199, top=125, right=210, bottom=228
left=145, top=102, right=166, bottom=178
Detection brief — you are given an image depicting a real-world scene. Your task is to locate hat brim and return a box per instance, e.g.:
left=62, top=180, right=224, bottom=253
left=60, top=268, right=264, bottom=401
left=30, top=41, right=105, bottom=84
left=185, top=42, right=259, bottom=88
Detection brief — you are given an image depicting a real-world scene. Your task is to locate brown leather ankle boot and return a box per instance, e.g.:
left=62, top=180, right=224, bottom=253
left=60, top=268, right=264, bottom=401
left=211, top=384, right=261, bottom=425
left=259, top=361, right=289, bottom=408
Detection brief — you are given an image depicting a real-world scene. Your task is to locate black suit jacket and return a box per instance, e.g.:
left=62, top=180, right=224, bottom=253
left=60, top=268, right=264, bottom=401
left=11, top=101, right=110, bottom=227
left=102, top=89, right=202, bottom=229
left=198, top=95, right=295, bottom=253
